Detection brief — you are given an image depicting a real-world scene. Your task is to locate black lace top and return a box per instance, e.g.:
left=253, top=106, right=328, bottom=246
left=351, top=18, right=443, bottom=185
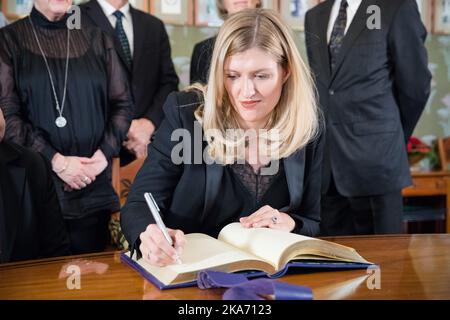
left=0, top=7, right=133, bottom=217
left=230, top=161, right=284, bottom=204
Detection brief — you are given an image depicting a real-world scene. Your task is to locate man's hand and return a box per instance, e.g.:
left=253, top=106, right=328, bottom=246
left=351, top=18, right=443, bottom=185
left=123, top=118, right=155, bottom=158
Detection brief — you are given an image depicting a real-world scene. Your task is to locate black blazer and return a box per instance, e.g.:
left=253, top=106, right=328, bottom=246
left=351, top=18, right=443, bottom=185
left=305, top=0, right=431, bottom=197
left=190, top=36, right=216, bottom=84
left=121, top=91, right=324, bottom=251
left=0, top=142, right=70, bottom=263
left=81, top=0, right=179, bottom=126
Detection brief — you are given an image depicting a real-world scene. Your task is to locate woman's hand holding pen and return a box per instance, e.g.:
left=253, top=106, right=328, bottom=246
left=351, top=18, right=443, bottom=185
left=240, top=205, right=296, bottom=232
left=140, top=224, right=186, bottom=267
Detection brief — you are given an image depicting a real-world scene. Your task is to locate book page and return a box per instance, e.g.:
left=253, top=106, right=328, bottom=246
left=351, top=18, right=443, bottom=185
left=218, top=223, right=371, bottom=270
left=131, top=233, right=273, bottom=286
left=218, top=223, right=315, bottom=269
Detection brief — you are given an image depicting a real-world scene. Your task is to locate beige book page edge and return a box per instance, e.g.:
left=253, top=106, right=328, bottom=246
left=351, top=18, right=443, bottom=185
left=218, top=223, right=371, bottom=269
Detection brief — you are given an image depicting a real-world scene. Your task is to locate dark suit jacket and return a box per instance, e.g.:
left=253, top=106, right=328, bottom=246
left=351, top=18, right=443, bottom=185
left=190, top=36, right=216, bottom=84
left=81, top=0, right=179, bottom=126
left=305, top=0, right=431, bottom=197
left=0, top=141, right=70, bottom=263
left=121, top=91, right=324, bottom=251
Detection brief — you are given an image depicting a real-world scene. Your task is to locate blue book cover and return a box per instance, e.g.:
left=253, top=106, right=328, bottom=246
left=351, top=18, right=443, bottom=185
left=120, top=251, right=372, bottom=290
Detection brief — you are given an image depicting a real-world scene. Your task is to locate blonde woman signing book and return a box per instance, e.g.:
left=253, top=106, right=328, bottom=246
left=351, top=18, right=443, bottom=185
left=121, top=9, right=324, bottom=268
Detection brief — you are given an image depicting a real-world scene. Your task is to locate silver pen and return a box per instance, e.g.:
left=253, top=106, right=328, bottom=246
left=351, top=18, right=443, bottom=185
left=144, top=192, right=182, bottom=264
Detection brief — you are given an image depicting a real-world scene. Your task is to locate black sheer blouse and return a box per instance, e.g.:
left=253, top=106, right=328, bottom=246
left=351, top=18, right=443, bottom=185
left=0, top=8, right=133, bottom=217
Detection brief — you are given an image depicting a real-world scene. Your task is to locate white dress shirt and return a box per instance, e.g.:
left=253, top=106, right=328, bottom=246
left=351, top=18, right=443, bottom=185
left=97, top=0, right=134, bottom=56
left=327, top=0, right=362, bottom=44
left=0, top=12, right=8, bottom=28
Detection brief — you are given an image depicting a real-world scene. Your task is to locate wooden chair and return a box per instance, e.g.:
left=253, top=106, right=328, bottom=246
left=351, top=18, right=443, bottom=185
left=111, top=158, right=121, bottom=201
left=110, top=157, right=145, bottom=250
left=438, top=137, right=450, bottom=171
left=111, top=157, right=146, bottom=205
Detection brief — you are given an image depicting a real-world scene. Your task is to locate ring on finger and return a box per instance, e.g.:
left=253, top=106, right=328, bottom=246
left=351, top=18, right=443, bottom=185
left=271, top=215, right=279, bottom=224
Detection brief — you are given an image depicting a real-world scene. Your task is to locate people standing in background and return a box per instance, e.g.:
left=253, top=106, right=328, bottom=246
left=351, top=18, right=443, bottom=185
left=81, top=0, right=179, bottom=165
left=0, top=106, right=71, bottom=263
left=304, top=0, right=431, bottom=235
left=190, top=0, right=262, bottom=85
left=0, top=0, right=133, bottom=254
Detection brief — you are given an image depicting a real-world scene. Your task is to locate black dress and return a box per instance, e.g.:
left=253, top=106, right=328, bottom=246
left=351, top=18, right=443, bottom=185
left=0, top=141, right=71, bottom=263
left=0, top=7, right=133, bottom=218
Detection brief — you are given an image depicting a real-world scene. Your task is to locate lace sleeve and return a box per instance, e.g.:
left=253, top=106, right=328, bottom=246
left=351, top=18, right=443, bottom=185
left=98, top=32, right=133, bottom=159
left=0, top=29, right=57, bottom=160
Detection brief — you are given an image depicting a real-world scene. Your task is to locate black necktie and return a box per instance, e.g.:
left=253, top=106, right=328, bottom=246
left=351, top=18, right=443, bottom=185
left=113, top=10, right=132, bottom=68
left=329, top=0, right=348, bottom=72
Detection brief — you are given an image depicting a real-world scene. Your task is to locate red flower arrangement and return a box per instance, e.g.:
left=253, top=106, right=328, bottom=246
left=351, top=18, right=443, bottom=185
left=407, top=136, right=437, bottom=169
left=407, top=136, right=432, bottom=154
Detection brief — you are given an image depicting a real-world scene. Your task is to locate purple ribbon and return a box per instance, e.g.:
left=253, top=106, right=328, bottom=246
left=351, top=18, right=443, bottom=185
left=197, top=271, right=313, bottom=300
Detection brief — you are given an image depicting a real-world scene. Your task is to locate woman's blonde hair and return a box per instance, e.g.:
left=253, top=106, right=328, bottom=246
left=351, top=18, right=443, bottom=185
left=192, top=9, right=320, bottom=164
left=215, top=0, right=262, bottom=20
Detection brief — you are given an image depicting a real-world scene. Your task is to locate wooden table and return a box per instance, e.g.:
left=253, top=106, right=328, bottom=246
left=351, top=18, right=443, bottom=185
left=1, top=234, right=449, bottom=300
left=402, top=171, right=450, bottom=232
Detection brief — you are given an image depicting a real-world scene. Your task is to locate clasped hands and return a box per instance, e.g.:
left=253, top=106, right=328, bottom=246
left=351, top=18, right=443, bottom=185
left=123, top=118, right=155, bottom=159
left=51, top=149, right=108, bottom=191
left=139, top=205, right=296, bottom=267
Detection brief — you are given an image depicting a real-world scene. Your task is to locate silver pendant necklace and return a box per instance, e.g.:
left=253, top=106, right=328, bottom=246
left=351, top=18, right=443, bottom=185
left=29, top=16, right=70, bottom=128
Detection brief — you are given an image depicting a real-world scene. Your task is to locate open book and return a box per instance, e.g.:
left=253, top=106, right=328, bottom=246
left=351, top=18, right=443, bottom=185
left=121, top=223, right=372, bottom=289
